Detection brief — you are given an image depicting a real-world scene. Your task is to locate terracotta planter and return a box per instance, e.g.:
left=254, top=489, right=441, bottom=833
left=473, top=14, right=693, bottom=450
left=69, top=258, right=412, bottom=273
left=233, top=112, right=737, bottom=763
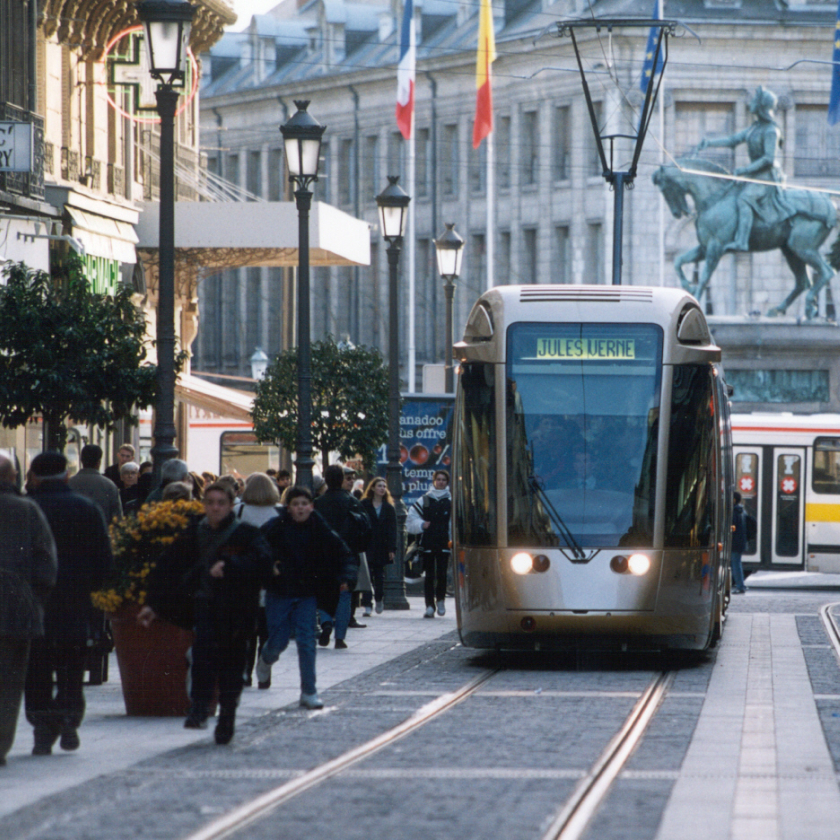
left=109, top=603, right=194, bottom=716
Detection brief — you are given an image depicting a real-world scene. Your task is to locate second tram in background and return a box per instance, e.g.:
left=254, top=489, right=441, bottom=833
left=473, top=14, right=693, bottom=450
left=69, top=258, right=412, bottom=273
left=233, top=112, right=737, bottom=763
left=732, top=413, right=840, bottom=575
left=452, top=285, right=733, bottom=653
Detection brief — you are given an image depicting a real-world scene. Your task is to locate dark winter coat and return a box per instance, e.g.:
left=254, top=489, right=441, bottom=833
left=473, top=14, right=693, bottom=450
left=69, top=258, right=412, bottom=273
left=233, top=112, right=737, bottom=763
left=262, top=508, right=356, bottom=599
left=29, top=480, right=113, bottom=644
left=147, top=513, right=272, bottom=633
left=360, top=498, right=397, bottom=568
left=0, top=483, right=57, bottom=639
left=314, top=489, right=369, bottom=557
left=732, top=502, right=748, bottom=554
left=407, top=489, right=452, bottom=554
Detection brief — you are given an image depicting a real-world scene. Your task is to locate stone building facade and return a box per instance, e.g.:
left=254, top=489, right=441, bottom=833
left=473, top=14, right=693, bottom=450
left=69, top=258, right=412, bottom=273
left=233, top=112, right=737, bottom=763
left=197, top=0, right=840, bottom=409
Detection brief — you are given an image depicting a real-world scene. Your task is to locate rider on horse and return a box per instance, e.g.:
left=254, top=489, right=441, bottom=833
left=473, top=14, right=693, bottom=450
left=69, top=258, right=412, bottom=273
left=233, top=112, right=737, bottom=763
left=697, top=87, right=796, bottom=253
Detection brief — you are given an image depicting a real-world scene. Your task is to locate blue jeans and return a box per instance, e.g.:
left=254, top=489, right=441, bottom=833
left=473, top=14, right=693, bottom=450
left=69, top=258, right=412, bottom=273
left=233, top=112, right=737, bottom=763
left=731, top=551, right=745, bottom=591
left=318, top=590, right=351, bottom=641
left=263, top=594, right=317, bottom=695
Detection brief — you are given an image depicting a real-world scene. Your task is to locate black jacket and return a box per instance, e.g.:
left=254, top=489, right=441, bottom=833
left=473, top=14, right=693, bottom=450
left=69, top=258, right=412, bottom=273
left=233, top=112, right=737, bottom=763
left=148, top=513, right=272, bottom=632
left=29, top=480, right=113, bottom=644
left=360, top=498, right=397, bottom=567
left=732, top=503, right=748, bottom=554
left=262, top=508, right=356, bottom=599
left=314, top=489, right=369, bottom=557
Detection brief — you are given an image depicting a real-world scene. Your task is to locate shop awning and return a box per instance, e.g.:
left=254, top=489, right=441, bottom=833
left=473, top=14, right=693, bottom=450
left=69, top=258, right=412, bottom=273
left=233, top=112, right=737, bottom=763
left=174, top=373, right=254, bottom=422
left=66, top=206, right=138, bottom=264
left=136, top=200, right=370, bottom=272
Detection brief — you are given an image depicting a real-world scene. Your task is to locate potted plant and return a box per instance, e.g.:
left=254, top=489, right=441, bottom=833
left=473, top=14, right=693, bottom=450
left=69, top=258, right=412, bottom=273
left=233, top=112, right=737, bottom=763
left=92, top=498, right=204, bottom=716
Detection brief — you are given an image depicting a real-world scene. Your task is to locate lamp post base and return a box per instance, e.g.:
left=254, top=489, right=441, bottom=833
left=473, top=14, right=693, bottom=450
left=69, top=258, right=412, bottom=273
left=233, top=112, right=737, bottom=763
left=383, top=497, right=410, bottom=610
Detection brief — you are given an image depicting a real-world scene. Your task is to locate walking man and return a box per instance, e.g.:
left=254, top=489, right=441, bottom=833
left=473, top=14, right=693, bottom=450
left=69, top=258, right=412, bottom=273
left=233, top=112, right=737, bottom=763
left=69, top=443, right=123, bottom=525
left=256, top=486, right=355, bottom=706
left=25, top=452, right=112, bottom=755
left=0, top=455, right=56, bottom=766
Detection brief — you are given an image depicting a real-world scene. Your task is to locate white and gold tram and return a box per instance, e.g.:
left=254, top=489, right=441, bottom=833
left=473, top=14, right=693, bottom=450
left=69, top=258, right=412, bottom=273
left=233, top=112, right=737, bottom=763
left=732, top=413, right=840, bottom=574
left=452, top=285, right=733, bottom=652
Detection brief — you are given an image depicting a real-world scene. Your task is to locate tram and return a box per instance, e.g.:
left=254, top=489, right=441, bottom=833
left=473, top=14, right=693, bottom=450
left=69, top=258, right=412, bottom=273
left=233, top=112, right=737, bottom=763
left=732, top=413, right=840, bottom=575
left=452, top=285, right=733, bottom=652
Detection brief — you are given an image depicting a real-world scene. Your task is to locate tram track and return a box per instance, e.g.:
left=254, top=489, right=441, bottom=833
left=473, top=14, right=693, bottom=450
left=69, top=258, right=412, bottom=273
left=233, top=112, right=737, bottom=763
left=180, top=664, right=673, bottom=840
left=819, top=601, right=840, bottom=659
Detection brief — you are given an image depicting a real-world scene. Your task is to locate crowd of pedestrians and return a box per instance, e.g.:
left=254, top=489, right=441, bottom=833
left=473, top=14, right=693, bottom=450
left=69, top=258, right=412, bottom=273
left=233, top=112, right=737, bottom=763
left=0, top=445, right=452, bottom=760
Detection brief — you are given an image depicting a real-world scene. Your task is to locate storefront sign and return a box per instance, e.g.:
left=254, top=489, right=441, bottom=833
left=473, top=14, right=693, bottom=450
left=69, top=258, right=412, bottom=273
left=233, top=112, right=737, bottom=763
left=0, top=122, right=34, bottom=172
left=83, top=255, right=120, bottom=295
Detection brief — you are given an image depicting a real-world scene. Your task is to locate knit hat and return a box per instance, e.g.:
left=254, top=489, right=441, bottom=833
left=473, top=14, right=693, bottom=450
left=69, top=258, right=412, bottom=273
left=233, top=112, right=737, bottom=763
left=30, top=452, right=68, bottom=478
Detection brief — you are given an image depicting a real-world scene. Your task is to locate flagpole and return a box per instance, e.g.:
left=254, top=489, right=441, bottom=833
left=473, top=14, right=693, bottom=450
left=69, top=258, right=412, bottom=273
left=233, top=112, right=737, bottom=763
left=658, top=0, right=665, bottom=287
left=407, top=129, right=416, bottom=392
left=486, top=128, right=494, bottom=290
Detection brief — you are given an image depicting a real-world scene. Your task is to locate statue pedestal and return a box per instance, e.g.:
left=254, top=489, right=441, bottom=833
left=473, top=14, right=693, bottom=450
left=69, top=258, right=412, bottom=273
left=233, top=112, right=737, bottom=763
left=708, top=316, right=840, bottom=413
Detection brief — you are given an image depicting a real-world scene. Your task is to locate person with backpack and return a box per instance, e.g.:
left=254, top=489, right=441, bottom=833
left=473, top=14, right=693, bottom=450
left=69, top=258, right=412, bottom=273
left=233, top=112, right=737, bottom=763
left=406, top=470, right=452, bottom=618
left=314, top=465, right=372, bottom=649
left=731, top=492, right=748, bottom=594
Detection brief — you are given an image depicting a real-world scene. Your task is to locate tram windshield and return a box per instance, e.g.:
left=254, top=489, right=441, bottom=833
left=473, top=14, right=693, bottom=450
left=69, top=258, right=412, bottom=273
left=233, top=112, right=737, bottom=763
left=506, top=323, right=662, bottom=547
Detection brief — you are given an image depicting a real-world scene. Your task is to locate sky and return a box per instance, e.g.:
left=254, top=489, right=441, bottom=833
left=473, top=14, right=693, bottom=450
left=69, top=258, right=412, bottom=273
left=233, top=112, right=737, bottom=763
left=226, top=0, right=281, bottom=28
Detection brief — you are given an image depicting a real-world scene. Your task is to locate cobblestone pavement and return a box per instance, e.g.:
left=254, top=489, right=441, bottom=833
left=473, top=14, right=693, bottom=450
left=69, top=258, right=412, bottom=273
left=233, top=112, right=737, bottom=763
left=4, top=588, right=840, bottom=840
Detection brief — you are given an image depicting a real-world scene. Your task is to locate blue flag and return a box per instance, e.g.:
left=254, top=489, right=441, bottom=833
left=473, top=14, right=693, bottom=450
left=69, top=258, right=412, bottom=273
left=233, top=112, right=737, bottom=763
left=829, top=0, right=840, bottom=125
left=640, top=0, right=664, bottom=93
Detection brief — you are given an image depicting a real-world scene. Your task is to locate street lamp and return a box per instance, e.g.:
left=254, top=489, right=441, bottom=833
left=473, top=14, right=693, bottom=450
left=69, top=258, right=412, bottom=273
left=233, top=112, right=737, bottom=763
left=376, top=175, right=411, bottom=610
left=434, top=222, right=464, bottom=394
left=249, top=347, right=270, bottom=381
left=137, top=0, right=195, bottom=481
left=280, top=100, right=325, bottom=491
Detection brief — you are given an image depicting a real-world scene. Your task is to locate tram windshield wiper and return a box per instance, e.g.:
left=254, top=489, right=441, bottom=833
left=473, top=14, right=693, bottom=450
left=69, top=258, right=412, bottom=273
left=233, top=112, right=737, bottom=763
left=527, top=474, right=586, bottom=561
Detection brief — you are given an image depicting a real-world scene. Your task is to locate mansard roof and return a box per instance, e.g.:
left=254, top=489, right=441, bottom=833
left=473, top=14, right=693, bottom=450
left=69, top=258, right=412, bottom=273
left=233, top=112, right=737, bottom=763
left=200, top=0, right=837, bottom=96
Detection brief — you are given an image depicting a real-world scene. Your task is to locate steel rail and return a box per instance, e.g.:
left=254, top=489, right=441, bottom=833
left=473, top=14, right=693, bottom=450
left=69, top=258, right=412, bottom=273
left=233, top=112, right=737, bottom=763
left=541, top=669, right=674, bottom=840
left=181, top=668, right=498, bottom=840
left=819, top=602, right=840, bottom=659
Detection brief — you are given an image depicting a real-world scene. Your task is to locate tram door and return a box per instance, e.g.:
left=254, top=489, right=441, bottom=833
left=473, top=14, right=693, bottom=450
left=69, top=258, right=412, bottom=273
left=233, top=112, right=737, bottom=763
left=735, top=446, right=806, bottom=568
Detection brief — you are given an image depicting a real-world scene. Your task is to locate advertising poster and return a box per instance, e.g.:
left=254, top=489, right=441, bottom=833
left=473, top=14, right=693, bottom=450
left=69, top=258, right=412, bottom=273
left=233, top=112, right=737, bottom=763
left=376, top=394, right=455, bottom=509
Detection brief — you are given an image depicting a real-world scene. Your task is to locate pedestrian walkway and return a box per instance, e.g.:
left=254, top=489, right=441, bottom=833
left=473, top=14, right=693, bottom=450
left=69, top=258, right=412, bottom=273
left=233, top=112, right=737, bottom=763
left=2, top=596, right=454, bottom=819
left=655, top=612, right=840, bottom=840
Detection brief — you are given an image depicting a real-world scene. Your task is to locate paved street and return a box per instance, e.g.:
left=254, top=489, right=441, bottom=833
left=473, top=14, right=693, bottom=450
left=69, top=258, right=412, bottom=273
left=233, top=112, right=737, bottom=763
left=3, top=579, right=840, bottom=840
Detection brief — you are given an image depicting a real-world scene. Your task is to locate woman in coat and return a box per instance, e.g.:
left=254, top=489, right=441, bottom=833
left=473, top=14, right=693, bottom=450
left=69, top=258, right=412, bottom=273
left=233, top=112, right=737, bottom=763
left=360, top=478, right=397, bottom=614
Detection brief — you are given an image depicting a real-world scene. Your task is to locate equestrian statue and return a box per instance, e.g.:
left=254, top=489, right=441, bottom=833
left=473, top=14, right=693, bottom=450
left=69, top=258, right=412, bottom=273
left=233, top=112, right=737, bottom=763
left=652, top=87, right=837, bottom=320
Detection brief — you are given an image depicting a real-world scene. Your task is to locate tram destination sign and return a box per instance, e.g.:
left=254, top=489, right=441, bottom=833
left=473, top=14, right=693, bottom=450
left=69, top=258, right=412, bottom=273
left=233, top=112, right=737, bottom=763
left=535, top=337, right=636, bottom=360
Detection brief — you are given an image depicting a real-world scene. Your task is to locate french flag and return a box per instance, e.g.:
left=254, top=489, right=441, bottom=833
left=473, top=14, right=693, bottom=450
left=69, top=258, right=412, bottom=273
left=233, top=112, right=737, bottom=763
left=396, top=0, right=415, bottom=140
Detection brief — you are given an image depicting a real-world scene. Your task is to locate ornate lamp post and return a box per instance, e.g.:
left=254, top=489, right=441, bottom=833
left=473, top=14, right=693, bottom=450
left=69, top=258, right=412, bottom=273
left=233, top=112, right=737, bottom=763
left=137, top=0, right=195, bottom=481
left=376, top=175, right=411, bottom=610
left=434, top=223, right=465, bottom=394
left=280, top=101, right=325, bottom=491
left=249, top=347, right=270, bottom=381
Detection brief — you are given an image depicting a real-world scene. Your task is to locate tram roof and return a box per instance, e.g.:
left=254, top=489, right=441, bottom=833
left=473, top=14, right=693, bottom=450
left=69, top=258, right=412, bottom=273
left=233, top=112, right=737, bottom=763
left=456, top=285, right=721, bottom=366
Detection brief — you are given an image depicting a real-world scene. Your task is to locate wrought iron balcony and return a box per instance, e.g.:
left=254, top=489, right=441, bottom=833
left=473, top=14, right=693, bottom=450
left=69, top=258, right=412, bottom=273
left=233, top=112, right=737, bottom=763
left=0, top=102, right=44, bottom=201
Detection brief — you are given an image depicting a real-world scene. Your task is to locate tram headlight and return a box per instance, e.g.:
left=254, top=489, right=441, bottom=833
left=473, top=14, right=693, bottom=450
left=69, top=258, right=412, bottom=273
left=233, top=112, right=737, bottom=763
left=511, top=553, right=533, bottom=575
left=627, top=554, right=651, bottom=576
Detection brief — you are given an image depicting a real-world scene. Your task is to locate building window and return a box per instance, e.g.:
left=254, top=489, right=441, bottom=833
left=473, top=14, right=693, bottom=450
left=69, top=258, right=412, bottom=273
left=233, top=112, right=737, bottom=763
left=466, top=233, right=486, bottom=308
left=361, top=135, right=379, bottom=204
left=553, top=105, right=570, bottom=180
left=586, top=222, right=604, bottom=283
left=554, top=225, right=570, bottom=284
left=268, top=148, right=283, bottom=201
left=339, top=138, right=354, bottom=206
left=726, top=369, right=830, bottom=404
left=246, top=268, right=261, bottom=355
left=225, top=153, right=239, bottom=185
left=469, top=140, right=486, bottom=194
left=387, top=131, right=405, bottom=184
left=417, top=127, right=430, bottom=197
left=521, top=110, right=539, bottom=186
left=247, top=151, right=261, bottom=199
left=442, top=124, right=458, bottom=196
left=588, top=102, right=603, bottom=177
left=497, top=116, right=511, bottom=189
left=795, top=105, right=840, bottom=178
left=675, top=102, right=735, bottom=172
left=521, top=227, right=538, bottom=284
left=318, top=141, right=330, bottom=203
left=498, top=230, right=511, bottom=284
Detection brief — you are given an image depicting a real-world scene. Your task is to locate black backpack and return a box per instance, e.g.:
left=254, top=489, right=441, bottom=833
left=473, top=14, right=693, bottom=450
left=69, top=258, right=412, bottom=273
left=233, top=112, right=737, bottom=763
left=745, top=512, right=757, bottom=542
left=345, top=506, right=372, bottom=553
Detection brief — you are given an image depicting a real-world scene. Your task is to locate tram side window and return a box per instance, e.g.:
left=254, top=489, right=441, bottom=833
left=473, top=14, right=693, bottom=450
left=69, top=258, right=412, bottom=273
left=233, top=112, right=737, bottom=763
left=813, top=438, right=840, bottom=495
left=455, top=363, right=497, bottom=546
left=664, top=365, right=716, bottom=548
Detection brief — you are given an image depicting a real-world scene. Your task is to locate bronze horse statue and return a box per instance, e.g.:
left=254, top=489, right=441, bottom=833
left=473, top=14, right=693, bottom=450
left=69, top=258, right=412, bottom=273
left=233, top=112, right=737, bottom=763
left=653, top=158, right=837, bottom=319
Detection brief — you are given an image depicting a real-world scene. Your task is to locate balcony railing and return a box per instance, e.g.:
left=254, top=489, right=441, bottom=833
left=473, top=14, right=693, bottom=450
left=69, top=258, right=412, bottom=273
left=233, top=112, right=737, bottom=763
left=0, top=102, right=44, bottom=200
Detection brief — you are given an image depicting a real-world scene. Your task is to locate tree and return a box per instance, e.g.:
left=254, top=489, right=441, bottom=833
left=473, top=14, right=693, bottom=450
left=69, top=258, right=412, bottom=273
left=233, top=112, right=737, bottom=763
left=252, top=337, right=390, bottom=473
left=0, top=257, right=158, bottom=450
